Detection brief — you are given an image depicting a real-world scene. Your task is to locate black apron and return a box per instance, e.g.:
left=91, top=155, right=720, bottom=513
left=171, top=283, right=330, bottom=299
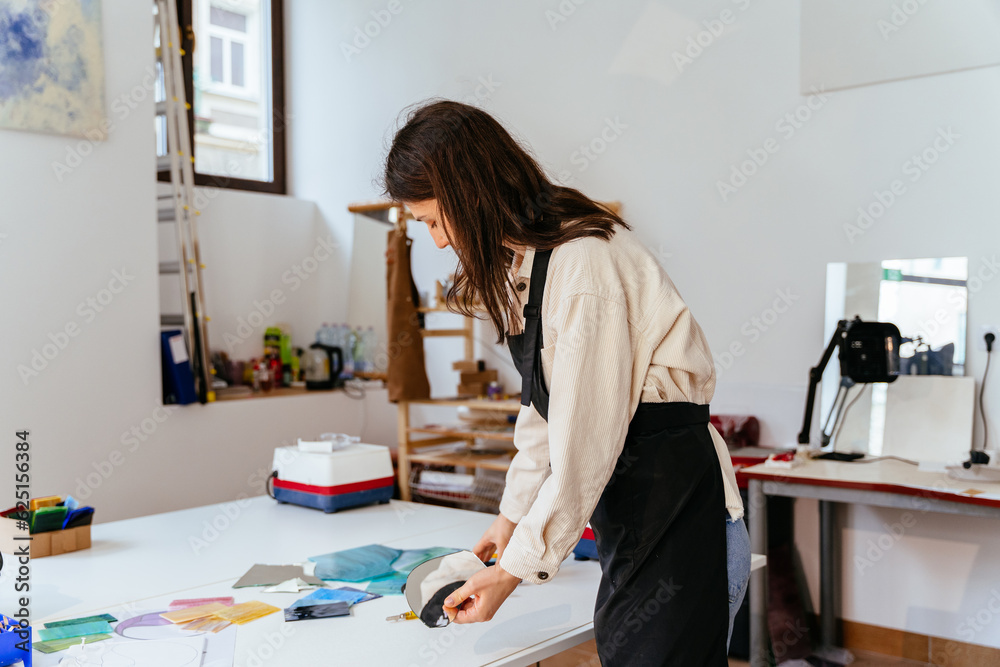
left=508, top=249, right=729, bottom=667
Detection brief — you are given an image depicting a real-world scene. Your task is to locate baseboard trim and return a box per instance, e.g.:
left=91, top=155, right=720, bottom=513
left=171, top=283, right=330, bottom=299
left=813, top=616, right=1000, bottom=666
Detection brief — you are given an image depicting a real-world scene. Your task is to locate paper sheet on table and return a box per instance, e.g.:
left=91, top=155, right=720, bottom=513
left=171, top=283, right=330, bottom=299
left=308, top=544, right=402, bottom=582
left=233, top=564, right=325, bottom=588
left=31, top=608, right=237, bottom=667
left=58, top=635, right=205, bottom=667
left=263, top=577, right=317, bottom=593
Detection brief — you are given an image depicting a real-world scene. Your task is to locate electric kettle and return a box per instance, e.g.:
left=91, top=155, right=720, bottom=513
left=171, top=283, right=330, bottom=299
left=303, top=343, right=343, bottom=390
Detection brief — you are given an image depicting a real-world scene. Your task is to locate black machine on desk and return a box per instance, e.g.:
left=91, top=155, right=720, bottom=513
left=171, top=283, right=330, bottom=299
left=798, top=316, right=902, bottom=459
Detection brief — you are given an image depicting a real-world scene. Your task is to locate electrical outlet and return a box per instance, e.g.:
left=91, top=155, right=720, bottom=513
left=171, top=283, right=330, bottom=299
left=980, top=325, right=999, bottom=351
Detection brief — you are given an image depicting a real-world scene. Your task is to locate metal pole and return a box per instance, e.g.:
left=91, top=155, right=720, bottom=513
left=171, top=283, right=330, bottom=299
left=749, top=479, right=768, bottom=667
left=819, top=499, right=836, bottom=648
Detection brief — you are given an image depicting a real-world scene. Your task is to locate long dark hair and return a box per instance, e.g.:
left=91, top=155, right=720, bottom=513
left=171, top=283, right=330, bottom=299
left=383, top=100, right=628, bottom=343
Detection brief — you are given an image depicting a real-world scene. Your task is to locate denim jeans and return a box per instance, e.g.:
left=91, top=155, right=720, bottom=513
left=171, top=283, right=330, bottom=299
left=726, top=514, right=751, bottom=650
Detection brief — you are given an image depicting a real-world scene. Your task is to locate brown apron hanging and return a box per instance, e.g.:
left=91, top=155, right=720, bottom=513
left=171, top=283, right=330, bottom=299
left=385, top=225, right=431, bottom=402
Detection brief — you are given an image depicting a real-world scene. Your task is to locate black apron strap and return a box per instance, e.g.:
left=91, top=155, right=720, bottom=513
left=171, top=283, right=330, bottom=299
left=518, top=249, right=552, bottom=414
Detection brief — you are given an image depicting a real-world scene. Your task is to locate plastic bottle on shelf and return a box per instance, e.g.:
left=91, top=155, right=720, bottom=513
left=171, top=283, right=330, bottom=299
left=353, top=327, right=368, bottom=373
left=357, top=327, right=368, bottom=371
left=342, top=326, right=356, bottom=377
left=316, top=323, right=328, bottom=345
left=333, top=323, right=346, bottom=351
left=363, top=327, right=377, bottom=372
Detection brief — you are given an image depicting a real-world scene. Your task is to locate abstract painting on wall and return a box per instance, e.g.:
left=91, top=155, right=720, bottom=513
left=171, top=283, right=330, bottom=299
left=0, top=0, right=107, bottom=138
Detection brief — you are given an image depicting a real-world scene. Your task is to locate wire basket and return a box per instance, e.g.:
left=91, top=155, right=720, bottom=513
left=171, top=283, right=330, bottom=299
left=409, top=467, right=506, bottom=514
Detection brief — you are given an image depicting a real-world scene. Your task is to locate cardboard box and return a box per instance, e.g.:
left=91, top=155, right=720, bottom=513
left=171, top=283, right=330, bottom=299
left=457, top=383, right=487, bottom=397
left=452, top=360, right=485, bottom=373
left=0, top=516, right=92, bottom=558
left=459, top=369, right=498, bottom=385
left=28, top=525, right=91, bottom=558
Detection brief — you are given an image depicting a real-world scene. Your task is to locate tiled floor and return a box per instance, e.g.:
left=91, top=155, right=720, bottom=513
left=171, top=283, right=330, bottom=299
left=543, top=643, right=937, bottom=666
left=728, top=650, right=935, bottom=666
left=847, top=651, right=934, bottom=665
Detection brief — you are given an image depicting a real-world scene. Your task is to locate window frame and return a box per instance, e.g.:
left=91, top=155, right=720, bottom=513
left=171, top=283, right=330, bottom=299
left=158, top=0, right=287, bottom=195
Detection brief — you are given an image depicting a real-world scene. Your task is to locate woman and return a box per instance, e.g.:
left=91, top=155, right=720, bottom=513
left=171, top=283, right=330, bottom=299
left=384, top=100, right=750, bottom=665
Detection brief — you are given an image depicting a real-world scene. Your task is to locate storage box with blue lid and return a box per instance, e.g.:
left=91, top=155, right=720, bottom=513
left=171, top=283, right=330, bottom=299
left=268, top=434, right=394, bottom=513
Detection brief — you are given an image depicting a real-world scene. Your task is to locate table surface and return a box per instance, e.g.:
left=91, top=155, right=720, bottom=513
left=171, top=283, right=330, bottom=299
left=6, top=497, right=604, bottom=667
left=742, top=458, right=1000, bottom=509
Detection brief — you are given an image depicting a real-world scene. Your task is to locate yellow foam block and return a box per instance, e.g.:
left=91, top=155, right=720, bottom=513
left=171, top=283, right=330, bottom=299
left=212, top=601, right=280, bottom=625
left=160, top=602, right=229, bottom=624
left=30, top=496, right=61, bottom=511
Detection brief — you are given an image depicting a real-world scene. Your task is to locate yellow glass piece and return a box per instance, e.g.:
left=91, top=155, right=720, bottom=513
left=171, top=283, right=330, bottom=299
left=160, top=602, right=229, bottom=624
left=212, top=601, right=280, bottom=625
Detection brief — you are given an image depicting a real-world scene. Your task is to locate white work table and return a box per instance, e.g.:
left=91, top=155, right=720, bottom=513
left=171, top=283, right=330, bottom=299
left=9, top=496, right=602, bottom=667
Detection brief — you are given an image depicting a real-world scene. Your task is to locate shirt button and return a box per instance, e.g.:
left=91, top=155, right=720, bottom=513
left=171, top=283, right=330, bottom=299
left=537, top=571, right=549, bottom=580
left=516, top=282, right=527, bottom=292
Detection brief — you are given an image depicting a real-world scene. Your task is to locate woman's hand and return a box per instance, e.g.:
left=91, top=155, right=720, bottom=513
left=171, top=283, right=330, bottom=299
left=473, top=513, right=517, bottom=562
left=444, top=564, right=521, bottom=624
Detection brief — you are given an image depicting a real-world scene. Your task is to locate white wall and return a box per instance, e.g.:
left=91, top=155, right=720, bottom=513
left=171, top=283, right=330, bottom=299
left=0, top=0, right=394, bottom=528
left=159, top=185, right=342, bottom=361
left=1, top=0, right=998, bottom=648
left=285, top=0, right=1000, bottom=648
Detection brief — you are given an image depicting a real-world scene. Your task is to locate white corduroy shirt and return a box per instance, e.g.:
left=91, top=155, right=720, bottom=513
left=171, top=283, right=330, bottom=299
left=497, top=226, right=744, bottom=586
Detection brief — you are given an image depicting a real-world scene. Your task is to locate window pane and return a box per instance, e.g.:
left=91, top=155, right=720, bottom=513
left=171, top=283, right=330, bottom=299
left=231, top=41, right=245, bottom=87
left=210, top=7, right=247, bottom=32
left=194, top=0, right=272, bottom=183
left=210, top=36, right=224, bottom=82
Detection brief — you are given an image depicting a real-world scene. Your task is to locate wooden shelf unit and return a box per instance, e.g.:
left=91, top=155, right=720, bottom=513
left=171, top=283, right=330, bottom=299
left=396, top=393, right=520, bottom=501
left=407, top=446, right=515, bottom=473
left=408, top=425, right=515, bottom=442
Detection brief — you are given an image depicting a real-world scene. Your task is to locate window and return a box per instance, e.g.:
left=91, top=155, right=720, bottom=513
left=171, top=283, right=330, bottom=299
left=205, top=6, right=251, bottom=92
left=157, top=0, right=286, bottom=194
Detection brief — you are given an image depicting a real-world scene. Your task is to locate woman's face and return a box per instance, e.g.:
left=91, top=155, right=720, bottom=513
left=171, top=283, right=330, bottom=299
left=406, top=199, right=451, bottom=249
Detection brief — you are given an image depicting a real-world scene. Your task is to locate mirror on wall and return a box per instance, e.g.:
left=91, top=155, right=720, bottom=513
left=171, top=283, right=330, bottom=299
left=346, top=212, right=390, bottom=360
left=822, top=258, right=974, bottom=461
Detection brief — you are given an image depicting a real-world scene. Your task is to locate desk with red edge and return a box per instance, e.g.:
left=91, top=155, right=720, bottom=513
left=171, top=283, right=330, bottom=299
left=742, top=458, right=1000, bottom=667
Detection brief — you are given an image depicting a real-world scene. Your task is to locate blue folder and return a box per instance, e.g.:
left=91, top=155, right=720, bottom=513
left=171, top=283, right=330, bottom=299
left=160, top=330, right=197, bottom=405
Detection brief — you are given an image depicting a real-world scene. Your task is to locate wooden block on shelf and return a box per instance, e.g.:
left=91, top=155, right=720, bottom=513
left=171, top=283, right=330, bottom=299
left=459, top=369, right=497, bottom=385
left=452, top=360, right=485, bottom=373
left=457, top=383, right=487, bottom=397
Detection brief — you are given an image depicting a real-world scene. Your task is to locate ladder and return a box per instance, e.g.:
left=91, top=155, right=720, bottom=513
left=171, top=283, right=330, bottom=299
left=154, top=0, right=213, bottom=403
